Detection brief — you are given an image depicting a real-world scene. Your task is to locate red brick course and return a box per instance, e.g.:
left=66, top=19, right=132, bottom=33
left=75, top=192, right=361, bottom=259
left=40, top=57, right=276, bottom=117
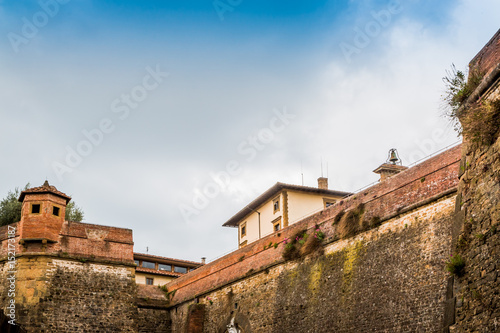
left=470, top=28, right=500, bottom=76
left=0, top=188, right=134, bottom=264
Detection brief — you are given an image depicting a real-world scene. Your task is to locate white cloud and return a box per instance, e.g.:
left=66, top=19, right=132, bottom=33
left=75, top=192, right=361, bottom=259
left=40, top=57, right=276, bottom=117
left=0, top=0, right=497, bottom=261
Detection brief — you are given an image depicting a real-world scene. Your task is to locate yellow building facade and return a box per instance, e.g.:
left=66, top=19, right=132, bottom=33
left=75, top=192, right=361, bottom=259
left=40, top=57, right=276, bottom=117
left=223, top=178, right=351, bottom=247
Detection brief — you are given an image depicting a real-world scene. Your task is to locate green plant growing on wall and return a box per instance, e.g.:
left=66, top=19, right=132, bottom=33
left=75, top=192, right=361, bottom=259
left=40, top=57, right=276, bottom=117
left=301, top=225, right=325, bottom=257
left=460, top=99, right=500, bottom=146
left=282, top=229, right=307, bottom=261
left=445, top=253, right=466, bottom=277
left=456, top=235, right=468, bottom=250
left=332, top=210, right=345, bottom=226
left=282, top=240, right=300, bottom=261
left=282, top=226, right=326, bottom=261
left=442, top=64, right=500, bottom=146
left=442, top=64, right=483, bottom=131
left=159, top=285, right=177, bottom=301
left=337, top=204, right=365, bottom=239
left=370, top=216, right=382, bottom=228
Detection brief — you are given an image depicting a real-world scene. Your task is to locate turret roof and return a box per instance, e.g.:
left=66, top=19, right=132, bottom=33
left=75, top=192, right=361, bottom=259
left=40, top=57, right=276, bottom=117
left=18, top=181, right=72, bottom=204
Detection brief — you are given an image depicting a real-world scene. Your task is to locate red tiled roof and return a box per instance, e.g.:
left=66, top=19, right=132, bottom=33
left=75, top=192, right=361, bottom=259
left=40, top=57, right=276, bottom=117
left=134, top=252, right=203, bottom=266
left=136, top=266, right=183, bottom=278
left=18, top=181, right=71, bottom=203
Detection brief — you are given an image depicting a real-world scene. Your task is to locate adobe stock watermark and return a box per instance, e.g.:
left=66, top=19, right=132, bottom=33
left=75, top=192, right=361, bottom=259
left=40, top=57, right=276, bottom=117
left=178, top=107, right=295, bottom=223
left=213, top=0, right=242, bottom=21
left=339, top=0, right=402, bottom=64
left=52, top=65, right=169, bottom=182
left=7, top=0, right=71, bottom=53
left=6, top=226, right=17, bottom=326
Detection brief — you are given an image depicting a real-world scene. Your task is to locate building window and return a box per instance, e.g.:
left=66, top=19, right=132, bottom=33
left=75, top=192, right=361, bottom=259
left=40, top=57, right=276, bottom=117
left=159, top=264, right=171, bottom=271
left=174, top=266, right=188, bottom=274
left=239, top=240, right=247, bottom=248
left=146, top=278, right=154, bottom=285
left=241, top=222, right=246, bottom=237
left=324, top=198, right=336, bottom=208
left=52, top=206, right=60, bottom=216
left=31, top=204, right=41, bottom=214
left=134, top=260, right=140, bottom=266
left=273, top=197, right=280, bottom=213
left=272, top=217, right=281, bottom=232
left=142, top=261, right=156, bottom=269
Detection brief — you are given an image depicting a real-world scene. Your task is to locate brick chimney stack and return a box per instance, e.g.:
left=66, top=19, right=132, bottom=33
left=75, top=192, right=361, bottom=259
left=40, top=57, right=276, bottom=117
left=317, top=177, right=328, bottom=190
left=201, top=257, right=206, bottom=265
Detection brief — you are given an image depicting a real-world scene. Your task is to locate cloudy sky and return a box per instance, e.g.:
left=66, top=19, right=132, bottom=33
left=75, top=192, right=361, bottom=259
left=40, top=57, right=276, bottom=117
left=0, top=0, right=498, bottom=262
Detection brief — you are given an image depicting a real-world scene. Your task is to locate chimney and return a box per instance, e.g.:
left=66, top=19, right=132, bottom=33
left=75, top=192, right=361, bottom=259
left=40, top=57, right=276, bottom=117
left=201, top=257, right=206, bottom=265
left=373, top=149, right=408, bottom=181
left=317, top=177, right=328, bottom=190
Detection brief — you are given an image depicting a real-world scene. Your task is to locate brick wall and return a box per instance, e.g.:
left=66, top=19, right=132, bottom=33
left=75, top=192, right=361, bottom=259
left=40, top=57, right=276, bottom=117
left=0, top=190, right=139, bottom=332
left=160, top=146, right=462, bottom=332
left=166, top=145, right=461, bottom=306
left=168, top=195, right=456, bottom=332
left=0, top=220, right=134, bottom=264
left=470, top=28, right=500, bottom=76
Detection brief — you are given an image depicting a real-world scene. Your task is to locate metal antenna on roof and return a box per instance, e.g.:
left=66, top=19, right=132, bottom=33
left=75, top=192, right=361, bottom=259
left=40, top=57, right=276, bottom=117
left=321, top=157, right=324, bottom=177
left=301, top=160, right=304, bottom=186
left=146, top=246, right=149, bottom=254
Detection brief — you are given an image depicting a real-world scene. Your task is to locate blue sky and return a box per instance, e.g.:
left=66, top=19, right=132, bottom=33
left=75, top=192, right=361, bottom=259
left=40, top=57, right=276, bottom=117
left=1, top=0, right=499, bottom=262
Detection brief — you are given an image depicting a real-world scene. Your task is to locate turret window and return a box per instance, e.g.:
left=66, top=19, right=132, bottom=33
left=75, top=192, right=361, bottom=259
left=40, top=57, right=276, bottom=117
left=31, top=204, right=41, bottom=214
left=53, top=206, right=60, bottom=216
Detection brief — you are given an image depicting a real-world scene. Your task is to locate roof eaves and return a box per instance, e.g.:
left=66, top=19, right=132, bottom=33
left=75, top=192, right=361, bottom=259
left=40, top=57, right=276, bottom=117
left=222, top=182, right=352, bottom=227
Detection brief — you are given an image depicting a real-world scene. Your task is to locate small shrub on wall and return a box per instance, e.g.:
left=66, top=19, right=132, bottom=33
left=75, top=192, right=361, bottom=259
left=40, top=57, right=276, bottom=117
left=445, top=253, right=466, bottom=277
left=460, top=99, right=500, bottom=146
left=282, top=226, right=325, bottom=261
left=337, top=204, right=365, bottom=239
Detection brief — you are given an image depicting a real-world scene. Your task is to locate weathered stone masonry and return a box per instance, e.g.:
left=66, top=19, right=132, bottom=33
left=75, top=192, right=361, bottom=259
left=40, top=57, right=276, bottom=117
left=0, top=182, right=161, bottom=332
left=448, top=29, right=500, bottom=333
left=166, top=145, right=462, bottom=332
